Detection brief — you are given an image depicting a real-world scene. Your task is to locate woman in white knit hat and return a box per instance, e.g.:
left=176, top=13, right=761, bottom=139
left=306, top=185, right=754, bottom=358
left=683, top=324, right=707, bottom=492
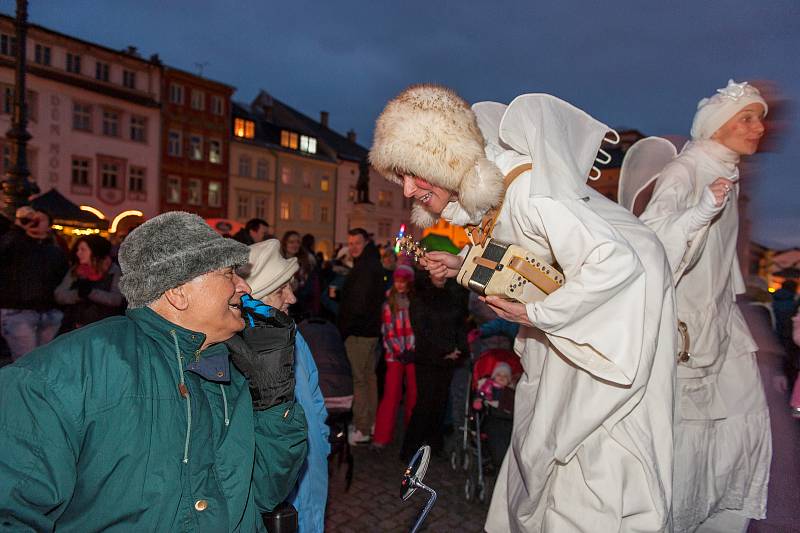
left=245, top=239, right=330, bottom=533
left=371, top=85, right=677, bottom=533
left=639, top=80, right=770, bottom=533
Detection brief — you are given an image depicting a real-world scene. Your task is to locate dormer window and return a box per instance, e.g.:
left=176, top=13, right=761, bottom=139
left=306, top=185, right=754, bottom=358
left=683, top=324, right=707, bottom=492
left=280, top=130, right=298, bottom=150
left=234, top=118, right=255, bottom=139
left=300, top=135, right=317, bottom=154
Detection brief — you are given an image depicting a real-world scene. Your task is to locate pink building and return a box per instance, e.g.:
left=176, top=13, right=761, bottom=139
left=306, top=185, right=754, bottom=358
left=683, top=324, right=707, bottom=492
left=0, top=15, right=161, bottom=232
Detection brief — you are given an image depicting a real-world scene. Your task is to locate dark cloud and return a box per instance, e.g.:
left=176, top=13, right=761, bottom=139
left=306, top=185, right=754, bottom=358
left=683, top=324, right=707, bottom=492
left=19, top=0, right=800, bottom=247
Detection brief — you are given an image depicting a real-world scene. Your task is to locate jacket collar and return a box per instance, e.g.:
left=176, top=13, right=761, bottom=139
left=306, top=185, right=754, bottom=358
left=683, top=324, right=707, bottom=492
left=127, top=307, right=231, bottom=382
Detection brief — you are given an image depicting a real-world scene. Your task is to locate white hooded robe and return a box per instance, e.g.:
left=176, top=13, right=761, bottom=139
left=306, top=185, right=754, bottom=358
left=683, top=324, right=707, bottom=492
left=443, top=95, right=677, bottom=533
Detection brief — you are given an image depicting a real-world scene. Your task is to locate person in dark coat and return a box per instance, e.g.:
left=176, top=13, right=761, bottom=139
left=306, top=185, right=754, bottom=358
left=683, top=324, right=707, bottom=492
left=337, top=228, right=386, bottom=444
left=401, top=271, right=469, bottom=460
left=232, top=218, right=271, bottom=245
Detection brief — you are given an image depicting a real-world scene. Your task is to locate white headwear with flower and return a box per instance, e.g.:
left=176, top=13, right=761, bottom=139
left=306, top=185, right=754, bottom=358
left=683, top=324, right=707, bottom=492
left=690, top=79, right=768, bottom=140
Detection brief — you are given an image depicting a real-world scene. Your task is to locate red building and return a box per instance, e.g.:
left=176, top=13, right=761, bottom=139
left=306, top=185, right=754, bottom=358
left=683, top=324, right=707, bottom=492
left=160, top=67, right=233, bottom=218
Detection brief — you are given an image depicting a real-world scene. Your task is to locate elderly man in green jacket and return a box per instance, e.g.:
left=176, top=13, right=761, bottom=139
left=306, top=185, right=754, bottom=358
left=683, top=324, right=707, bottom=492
left=0, top=212, right=308, bottom=532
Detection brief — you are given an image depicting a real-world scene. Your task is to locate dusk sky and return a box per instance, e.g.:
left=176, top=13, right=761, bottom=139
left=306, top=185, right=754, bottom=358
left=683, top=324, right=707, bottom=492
left=16, top=1, right=800, bottom=248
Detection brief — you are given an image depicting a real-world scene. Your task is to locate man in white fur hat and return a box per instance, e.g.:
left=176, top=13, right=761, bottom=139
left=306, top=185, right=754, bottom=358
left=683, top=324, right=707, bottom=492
left=370, top=85, right=677, bottom=532
left=637, top=80, right=771, bottom=533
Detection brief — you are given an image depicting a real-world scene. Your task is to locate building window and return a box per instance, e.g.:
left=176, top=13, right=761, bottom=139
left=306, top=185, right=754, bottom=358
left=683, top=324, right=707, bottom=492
left=190, top=90, right=205, bottom=111
left=320, top=205, right=329, bottom=223
left=72, top=102, right=92, bottom=132
left=300, top=135, right=317, bottom=154
left=300, top=200, right=313, bottom=221
left=320, top=176, right=330, bottom=192
left=256, top=159, right=269, bottom=180
left=169, top=83, right=184, bottom=104
left=189, top=135, right=203, bottom=160
left=281, top=167, right=292, bottom=185
left=0, top=34, right=17, bottom=57
left=166, top=175, right=181, bottom=204
left=187, top=179, right=203, bottom=205
left=95, top=61, right=110, bottom=82
left=34, top=44, right=51, bottom=66
left=280, top=130, right=298, bottom=150
left=2, top=86, right=37, bottom=122
left=234, top=118, right=254, bottom=139
left=209, top=139, right=221, bottom=164
left=302, top=171, right=311, bottom=189
left=238, top=155, right=251, bottom=177
left=1, top=85, right=11, bottom=114
left=211, top=95, right=224, bottom=116
left=254, top=196, right=266, bottom=219
left=378, top=190, right=393, bottom=207
left=167, top=130, right=182, bottom=157
left=129, top=166, right=146, bottom=194
left=100, top=162, right=121, bottom=189
left=280, top=201, right=290, bottom=220
left=130, top=115, right=146, bottom=142
left=208, top=181, right=222, bottom=207
left=66, top=53, right=81, bottom=74
left=378, top=220, right=392, bottom=238
left=102, top=109, right=120, bottom=137
left=71, top=157, right=91, bottom=187
left=122, top=70, right=136, bottom=89
left=237, top=193, right=250, bottom=219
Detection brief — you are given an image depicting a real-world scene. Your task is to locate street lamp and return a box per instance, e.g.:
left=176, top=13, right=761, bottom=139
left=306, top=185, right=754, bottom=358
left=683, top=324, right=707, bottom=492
left=0, top=0, right=34, bottom=221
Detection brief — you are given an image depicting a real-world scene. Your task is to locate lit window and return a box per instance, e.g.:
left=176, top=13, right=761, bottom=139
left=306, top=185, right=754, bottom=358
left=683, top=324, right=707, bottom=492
left=280, top=167, right=292, bottom=185
left=189, top=135, right=203, bottom=161
left=191, top=90, right=205, bottom=111
left=170, top=84, right=184, bottom=105
left=71, top=157, right=90, bottom=187
left=167, top=176, right=181, bottom=203
left=320, top=176, right=330, bottom=192
left=320, top=205, right=329, bottom=223
left=72, top=103, right=92, bottom=132
left=208, top=181, right=222, bottom=207
left=209, top=139, right=221, bottom=164
left=254, top=196, right=266, bottom=219
left=280, top=130, right=298, bottom=150
left=378, top=190, right=393, bottom=207
left=187, top=179, right=203, bottom=205
left=238, top=155, right=251, bottom=177
left=34, top=44, right=51, bottom=66
left=211, top=95, right=224, bottom=116
left=95, top=62, right=109, bottom=82
left=102, top=110, right=120, bottom=137
left=256, top=159, right=269, bottom=180
left=300, top=135, right=316, bottom=154
left=234, top=118, right=255, bottom=139
left=167, top=130, right=182, bottom=157
left=66, top=53, right=81, bottom=74
left=130, top=115, right=146, bottom=142
left=280, top=201, right=290, bottom=220
left=129, top=167, right=146, bottom=193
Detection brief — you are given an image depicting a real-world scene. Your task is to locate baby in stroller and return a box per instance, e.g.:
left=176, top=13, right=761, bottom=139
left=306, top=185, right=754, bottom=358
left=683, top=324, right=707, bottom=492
left=473, top=361, right=516, bottom=469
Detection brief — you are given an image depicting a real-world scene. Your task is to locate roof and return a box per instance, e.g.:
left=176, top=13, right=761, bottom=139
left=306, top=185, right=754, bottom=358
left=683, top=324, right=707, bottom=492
left=233, top=90, right=368, bottom=164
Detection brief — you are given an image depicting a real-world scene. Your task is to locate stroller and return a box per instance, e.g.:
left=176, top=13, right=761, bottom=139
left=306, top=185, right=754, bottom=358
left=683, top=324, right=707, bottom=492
left=297, top=318, right=354, bottom=491
left=450, top=348, right=522, bottom=502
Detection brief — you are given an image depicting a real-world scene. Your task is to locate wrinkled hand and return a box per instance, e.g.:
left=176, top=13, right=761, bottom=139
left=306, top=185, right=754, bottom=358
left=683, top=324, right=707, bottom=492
left=226, top=294, right=296, bottom=411
left=707, top=177, right=735, bottom=207
left=420, top=251, right=463, bottom=283
left=482, top=296, right=534, bottom=327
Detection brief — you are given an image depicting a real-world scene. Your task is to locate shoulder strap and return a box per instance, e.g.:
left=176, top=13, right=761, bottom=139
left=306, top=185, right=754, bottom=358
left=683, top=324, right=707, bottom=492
left=466, top=163, right=532, bottom=246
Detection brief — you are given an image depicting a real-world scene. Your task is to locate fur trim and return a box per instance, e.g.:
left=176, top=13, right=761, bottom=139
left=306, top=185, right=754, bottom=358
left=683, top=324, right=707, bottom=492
left=370, top=84, right=503, bottom=218
left=410, top=203, right=440, bottom=229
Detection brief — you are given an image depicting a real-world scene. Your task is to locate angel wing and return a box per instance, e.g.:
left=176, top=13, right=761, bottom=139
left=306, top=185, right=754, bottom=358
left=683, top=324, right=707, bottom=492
left=617, top=137, right=677, bottom=216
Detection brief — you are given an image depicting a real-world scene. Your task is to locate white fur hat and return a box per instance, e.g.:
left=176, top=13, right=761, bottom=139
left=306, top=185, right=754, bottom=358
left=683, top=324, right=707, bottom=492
left=369, top=84, right=504, bottom=227
left=246, top=239, right=298, bottom=300
left=690, top=79, right=768, bottom=140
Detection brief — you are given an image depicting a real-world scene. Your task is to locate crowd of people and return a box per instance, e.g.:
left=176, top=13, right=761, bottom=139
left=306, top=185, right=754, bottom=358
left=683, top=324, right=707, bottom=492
left=0, top=77, right=797, bottom=533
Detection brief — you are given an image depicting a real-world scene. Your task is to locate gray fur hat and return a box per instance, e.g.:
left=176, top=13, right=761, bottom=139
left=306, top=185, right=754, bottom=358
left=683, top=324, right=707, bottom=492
left=118, top=211, right=249, bottom=308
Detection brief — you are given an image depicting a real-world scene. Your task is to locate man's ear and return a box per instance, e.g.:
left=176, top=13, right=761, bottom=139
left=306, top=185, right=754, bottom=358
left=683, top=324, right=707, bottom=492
left=164, top=284, right=190, bottom=311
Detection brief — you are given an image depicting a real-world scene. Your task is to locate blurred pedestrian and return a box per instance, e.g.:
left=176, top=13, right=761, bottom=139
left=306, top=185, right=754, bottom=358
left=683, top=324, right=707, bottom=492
left=338, top=228, right=385, bottom=445
left=0, top=211, right=307, bottom=530
left=55, top=234, right=123, bottom=331
left=281, top=231, right=320, bottom=319
left=233, top=217, right=271, bottom=245
left=373, top=264, right=416, bottom=448
left=0, top=207, right=67, bottom=360
left=242, top=239, right=330, bottom=533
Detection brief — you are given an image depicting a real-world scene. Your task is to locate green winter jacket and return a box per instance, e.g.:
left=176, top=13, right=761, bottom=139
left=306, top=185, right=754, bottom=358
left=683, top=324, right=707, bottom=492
left=0, top=307, right=308, bottom=532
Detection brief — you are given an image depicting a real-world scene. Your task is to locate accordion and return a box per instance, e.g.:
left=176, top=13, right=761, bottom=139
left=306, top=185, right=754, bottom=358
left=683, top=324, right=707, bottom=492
left=456, top=238, right=564, bottom=304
